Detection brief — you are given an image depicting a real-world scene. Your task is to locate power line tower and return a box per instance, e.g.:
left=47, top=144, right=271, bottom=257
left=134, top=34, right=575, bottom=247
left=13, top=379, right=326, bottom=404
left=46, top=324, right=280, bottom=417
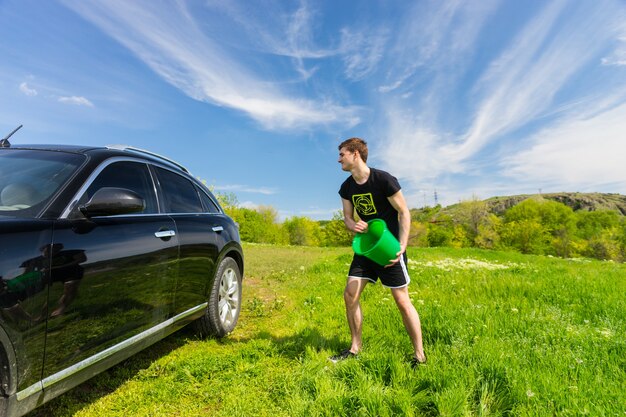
left=434, top=189, right=439, bottom=206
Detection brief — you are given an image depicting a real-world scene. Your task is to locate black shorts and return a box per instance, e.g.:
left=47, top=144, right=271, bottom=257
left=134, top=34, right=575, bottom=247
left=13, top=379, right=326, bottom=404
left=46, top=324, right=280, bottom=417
left=347, top=253, right=410, bottom=288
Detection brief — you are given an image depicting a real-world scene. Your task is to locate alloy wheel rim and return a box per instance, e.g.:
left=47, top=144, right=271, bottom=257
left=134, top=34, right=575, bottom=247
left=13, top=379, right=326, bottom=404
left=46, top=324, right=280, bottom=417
left=218, top=267, right=239, bottom=327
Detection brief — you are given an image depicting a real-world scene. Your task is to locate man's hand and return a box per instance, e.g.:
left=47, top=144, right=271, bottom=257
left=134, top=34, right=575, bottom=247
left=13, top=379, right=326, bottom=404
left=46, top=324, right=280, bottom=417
left=353, top=220, right=369, bottom=234
left=385, top=244, right=406, bottom=268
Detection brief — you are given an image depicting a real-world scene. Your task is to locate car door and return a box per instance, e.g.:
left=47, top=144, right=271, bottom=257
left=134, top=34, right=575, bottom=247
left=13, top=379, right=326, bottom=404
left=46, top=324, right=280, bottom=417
left=0, top=220, right=54, bottom=392
left=42, top=160, right=179, bottom=381
left=152, top=166, right=220, bottom=315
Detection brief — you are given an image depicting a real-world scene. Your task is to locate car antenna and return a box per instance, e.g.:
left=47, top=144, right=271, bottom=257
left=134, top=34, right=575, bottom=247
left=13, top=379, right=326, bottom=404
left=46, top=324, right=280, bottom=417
left=1, top=124, right=23, bottom=148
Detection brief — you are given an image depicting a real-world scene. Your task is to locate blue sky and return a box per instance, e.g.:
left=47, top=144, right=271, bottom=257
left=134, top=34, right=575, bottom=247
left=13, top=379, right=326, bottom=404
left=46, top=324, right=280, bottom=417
left=1, top=0, right=626, bottom=220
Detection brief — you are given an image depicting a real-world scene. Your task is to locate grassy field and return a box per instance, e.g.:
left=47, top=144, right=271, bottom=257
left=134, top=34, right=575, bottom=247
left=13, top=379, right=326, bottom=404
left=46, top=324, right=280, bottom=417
left=30, top=243, right=625, bottom=416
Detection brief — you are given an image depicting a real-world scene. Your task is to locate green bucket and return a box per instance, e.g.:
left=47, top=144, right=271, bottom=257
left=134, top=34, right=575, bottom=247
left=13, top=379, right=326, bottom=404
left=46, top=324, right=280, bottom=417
left=352, top=219, right=401, bottom=266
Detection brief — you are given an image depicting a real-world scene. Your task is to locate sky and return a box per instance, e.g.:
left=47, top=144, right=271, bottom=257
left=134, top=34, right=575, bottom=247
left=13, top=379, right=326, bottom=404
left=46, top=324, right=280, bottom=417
left=1, top=0, right=626, bottom=221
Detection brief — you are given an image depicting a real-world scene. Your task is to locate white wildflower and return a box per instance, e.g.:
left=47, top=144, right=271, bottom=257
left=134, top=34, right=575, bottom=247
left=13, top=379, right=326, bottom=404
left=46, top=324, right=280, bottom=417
left=598, top=328, right=614, bottom=338
left=409, top=257, right=522, bottom=271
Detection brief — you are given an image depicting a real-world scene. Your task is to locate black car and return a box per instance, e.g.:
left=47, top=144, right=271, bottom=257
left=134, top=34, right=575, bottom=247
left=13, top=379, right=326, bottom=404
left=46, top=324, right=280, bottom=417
left=0, top=143, right=243, bottom=417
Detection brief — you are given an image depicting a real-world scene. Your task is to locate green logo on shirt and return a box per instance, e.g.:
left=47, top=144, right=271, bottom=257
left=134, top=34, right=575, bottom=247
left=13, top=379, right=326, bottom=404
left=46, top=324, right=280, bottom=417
left=352, top=193, right=377, bottom=216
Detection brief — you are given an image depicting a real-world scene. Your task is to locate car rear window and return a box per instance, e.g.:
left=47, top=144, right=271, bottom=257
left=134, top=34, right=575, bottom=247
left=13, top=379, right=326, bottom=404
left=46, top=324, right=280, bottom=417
left=0, top=149, right=85, bottom=217
left=154, top=167, right=204, bottom=214
left=196, top=185, right=221, bottom=214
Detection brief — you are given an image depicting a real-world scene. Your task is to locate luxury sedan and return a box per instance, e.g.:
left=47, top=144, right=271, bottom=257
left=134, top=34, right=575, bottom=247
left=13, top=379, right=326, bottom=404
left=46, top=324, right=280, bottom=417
left=0, top=142, right=243, bottom=417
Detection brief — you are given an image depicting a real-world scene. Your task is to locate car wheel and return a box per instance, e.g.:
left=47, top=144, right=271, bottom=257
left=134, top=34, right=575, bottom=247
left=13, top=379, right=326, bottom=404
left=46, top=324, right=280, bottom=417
left=196, top=257, right=241, bottom=338
left=0, top=345, right=10, bottom=417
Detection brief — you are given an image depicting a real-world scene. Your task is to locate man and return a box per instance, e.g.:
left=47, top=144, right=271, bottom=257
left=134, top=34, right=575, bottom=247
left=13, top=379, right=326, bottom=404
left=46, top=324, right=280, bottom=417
left=330, top=137, right=427, bottom=367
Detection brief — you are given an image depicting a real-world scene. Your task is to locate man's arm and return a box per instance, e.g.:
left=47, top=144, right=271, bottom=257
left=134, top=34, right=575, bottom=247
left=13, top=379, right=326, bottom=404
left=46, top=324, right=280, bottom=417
left=387, top=190, right=411, bottom=255
left=342, top=198, right=368, bottom=233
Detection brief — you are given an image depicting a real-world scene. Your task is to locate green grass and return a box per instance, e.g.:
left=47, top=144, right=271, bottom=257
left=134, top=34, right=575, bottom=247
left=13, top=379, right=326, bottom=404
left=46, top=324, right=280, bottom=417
left=30, top=244, right=626, bottom=416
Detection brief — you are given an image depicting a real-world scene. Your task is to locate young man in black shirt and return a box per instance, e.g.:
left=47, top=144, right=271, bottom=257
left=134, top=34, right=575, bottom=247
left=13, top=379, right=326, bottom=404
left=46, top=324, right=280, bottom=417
left=330, top=137, right=426, bottom=367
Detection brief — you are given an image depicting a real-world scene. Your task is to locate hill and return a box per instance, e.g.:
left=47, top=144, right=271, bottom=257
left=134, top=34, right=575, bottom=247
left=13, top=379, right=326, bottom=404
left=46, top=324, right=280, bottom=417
left=412, top=192, right=626, bottom=219
left=483, top=192, right=626, bottom=215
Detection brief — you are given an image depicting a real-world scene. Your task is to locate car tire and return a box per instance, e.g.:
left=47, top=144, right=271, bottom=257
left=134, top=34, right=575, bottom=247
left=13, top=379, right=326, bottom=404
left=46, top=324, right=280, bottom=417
left=196, top=257, right=241, bottom=338
left=0, top=346, right=8, bottom=417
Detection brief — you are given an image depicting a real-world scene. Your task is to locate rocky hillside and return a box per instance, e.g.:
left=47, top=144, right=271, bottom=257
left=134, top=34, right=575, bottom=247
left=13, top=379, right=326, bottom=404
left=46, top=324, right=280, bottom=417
left=483, top=192, right=626, bottom=215
left=412, top=192, right=626, bottom=219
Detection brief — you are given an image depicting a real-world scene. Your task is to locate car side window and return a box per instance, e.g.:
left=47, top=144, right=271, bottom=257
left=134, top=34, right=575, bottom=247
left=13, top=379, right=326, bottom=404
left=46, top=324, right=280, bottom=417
left=155, top=167, right=203, bottom=213
left=79, top=161, right=158, bottom=214
left=196, top=186, right=221, bottom=214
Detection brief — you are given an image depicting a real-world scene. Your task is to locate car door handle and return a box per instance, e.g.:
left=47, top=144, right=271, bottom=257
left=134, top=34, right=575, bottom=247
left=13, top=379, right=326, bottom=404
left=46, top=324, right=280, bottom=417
left=212, top=226, right=224, bottom=232
left=155, top=230, right=176, bottom=238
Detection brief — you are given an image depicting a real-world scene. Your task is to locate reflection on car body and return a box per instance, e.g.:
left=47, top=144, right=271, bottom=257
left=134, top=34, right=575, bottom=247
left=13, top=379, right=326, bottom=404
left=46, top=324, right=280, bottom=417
left=0, top=143, right=243, bottom=417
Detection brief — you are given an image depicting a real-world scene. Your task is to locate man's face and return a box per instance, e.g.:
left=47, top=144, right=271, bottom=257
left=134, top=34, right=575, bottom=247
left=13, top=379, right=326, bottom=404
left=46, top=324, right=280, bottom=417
left=338, top=147, right=357, bottom=171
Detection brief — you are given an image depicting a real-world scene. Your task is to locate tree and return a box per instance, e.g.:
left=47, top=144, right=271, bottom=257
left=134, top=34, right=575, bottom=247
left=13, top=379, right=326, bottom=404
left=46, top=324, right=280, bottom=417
left=455, top=196, right=489, bottom=243
left=283, top=216, right=322, bottom=246
left=408, top=221, right=428, bottom=247
left=228, top=206, right=288, bottom=244
left=321, top=211, right=353, bottom=247
left=500, top=219, right=549, bottom=254
left=575, top=210, right=620, bottom=240
left=427, top=215, right=454, bottom=247
left=475, top=214, right=502, bottom=249
left=585, top=229, right=622, bottom=261
left=451, top=224, right=470, bottom=248
left=214, top=191, right=239, bottom=212
left=502, top=198, right=576, bottom=256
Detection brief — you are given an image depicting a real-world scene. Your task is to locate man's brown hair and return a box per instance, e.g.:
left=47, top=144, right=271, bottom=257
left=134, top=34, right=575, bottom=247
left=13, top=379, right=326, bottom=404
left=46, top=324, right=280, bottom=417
left=338, top=137, right=368, bottom=163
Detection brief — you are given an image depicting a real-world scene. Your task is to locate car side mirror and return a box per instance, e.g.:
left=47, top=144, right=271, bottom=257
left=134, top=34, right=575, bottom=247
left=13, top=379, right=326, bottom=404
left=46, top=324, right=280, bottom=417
left=79, top=187, right=145, bottom=217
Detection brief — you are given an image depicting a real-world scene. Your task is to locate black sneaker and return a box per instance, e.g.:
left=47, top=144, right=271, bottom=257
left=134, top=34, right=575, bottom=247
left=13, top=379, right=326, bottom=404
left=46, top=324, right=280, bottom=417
left=409, top=354, right=427, bottom=369
left=329, top=349, right=357, bottom=363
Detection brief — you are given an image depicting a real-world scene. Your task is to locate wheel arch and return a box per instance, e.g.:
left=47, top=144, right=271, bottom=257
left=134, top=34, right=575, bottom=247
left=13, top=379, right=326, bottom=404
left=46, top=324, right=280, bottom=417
left=0, top=325, right=17, bottom=414
left=219, top=241, right=244, bottom=278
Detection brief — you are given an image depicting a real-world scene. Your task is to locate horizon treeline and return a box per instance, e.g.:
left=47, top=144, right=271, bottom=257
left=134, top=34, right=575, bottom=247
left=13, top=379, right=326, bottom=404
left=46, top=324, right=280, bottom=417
left=216, top=192, right=626, bottom=263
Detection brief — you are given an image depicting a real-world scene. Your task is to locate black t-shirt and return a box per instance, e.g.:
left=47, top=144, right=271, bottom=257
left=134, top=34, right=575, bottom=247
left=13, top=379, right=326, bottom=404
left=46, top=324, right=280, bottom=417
left=339, top=167, right=401, bottom=238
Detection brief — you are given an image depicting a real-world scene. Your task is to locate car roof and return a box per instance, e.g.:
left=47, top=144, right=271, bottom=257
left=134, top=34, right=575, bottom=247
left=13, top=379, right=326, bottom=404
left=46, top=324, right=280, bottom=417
left=3, top=144, right=190, bottom=174
left=4, top=144, right=101, bottom=153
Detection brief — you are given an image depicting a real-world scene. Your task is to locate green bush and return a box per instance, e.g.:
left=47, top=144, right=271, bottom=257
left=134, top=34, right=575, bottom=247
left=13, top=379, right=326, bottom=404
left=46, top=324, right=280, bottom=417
left=216, top=189, right=625, bottom=262
left=321, top=212, right=353, bottom=247
left=427, top=222, right=453, bottom=247
left=283, top=216, right=322, bottom=246
left=227, top=206, right=288, bottom=245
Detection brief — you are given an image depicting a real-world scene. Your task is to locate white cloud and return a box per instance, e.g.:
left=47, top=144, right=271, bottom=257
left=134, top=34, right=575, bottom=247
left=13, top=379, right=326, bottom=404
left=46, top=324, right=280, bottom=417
left=377, top=108, right=460, bottom=183
left=19, top=82, right=38, bottom=96
left=298, top=207, right=338, bottom=218
left=58, top=96, right=94, bottom=107
left=204, top=1, right=338, bottom=60
left=377, top=0, right=499, bottom=94
left=62, top=0, right=360, bottom=130
left=378, top=0, right=626, bottom=205
left=502, top=102, right=626, bottom=190
left=214, top=184, right=278, bottom=195
left=239, top=201, right=260, bottom=210
left=449, top=0, right=625, bottom=164
left=340, top=27, right=389, bottom=81
left=282, top=2, right=326, bottom=80
left=602, top=36, right=626, bottom=66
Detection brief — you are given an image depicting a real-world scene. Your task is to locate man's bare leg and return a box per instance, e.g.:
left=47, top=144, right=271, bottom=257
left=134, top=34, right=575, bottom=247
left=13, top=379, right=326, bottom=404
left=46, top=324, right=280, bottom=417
left=344, top=277, right=369, bottom=353
left=390, top=286, right=426, bottom=362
